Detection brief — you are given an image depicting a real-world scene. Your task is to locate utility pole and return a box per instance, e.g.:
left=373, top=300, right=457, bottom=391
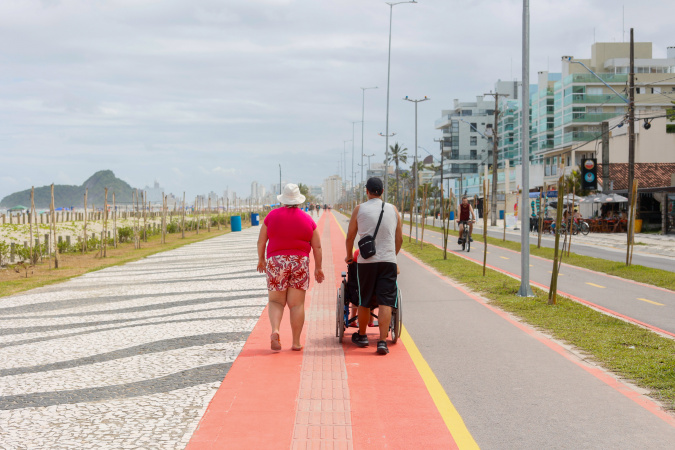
left=484, top=92, right=509, bottom=226
left=601, top=121, right=610, bottom=193
left=279, top=164, right=282, bottom=197
left=627, top=28, right=636, bottom=258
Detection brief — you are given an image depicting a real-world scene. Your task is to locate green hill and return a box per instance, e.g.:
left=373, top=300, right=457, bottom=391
left=0, top=170, right=137, bottom=209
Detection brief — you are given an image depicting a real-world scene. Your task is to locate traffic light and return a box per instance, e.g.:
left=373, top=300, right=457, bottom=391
left=581, top=158, right=598, bottom=190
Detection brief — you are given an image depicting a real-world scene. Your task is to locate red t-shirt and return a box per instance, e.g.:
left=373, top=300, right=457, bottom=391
left=264, top=207, right=317, bottom=258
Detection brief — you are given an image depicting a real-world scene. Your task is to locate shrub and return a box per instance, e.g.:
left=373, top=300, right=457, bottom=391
left=0, top=241, right=9, bottom=266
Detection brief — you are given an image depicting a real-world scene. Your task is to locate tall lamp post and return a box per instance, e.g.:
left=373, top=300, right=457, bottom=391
left=279, top=164, right=282, bottom=197
left=343, top=140, right=351, bottom=205
left=383, top=0, right=418, bottom=202
left=518, top=0, right=534, bottom=297
left=351, top=121, right=360, bottom=209
left=360, top=86, right=378, bottom=203
left=404, top=95, right=430, bottom=242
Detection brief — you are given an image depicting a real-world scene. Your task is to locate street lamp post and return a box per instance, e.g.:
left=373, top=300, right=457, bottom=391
left=404, top=96, right=430, bottom=242
left=360, top=86, right=378, bottom=203
left=343, top=140, right=351, bottom=205
left=518, top=0, right=534, bottom=297
left=351, top=121, right=360, bottom=209
left=279, top=164, right=282, bottom=197
left=383, top=0, right=418, bottom=202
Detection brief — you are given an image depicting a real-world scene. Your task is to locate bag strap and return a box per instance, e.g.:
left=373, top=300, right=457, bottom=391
left=372, top=201, right=386, bottom=239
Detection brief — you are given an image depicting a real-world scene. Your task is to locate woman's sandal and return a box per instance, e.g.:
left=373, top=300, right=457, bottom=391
left=291, top=345, right=303, bottom=351
left=271, top=332, right=281, bottom=351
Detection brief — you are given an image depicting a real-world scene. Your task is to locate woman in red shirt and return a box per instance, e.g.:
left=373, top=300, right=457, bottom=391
left=257, top=184, right=325, bottom=351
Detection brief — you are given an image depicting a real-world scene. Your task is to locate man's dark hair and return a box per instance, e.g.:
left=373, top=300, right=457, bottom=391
left=365, top=177, right=383, bottom=196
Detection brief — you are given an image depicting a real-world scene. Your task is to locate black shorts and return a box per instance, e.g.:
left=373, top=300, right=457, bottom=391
left=355, top=262, right=398, bottom=309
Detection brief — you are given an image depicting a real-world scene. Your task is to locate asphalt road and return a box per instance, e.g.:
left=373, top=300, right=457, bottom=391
left=405, top=213, right=675, bottom=273
left=331, top=211, right=675, bottom=448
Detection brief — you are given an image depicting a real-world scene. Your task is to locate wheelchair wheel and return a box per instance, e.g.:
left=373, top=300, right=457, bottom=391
left=390, top=289, right=402, bottom=344
left=336, top=282, right=346, bottom=343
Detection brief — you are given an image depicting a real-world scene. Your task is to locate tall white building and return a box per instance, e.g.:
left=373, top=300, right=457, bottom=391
left=323, top=175, right=342, bottom=205
left=251, top=181, right=259, bottom=200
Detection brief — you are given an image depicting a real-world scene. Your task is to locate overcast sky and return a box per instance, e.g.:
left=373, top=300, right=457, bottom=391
left=1, top=0, right=673, bottom=201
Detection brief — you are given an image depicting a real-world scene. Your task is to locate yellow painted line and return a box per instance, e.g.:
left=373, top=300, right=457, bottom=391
left=401, top=326, right=479, bottom=449
left=499, top=256, right=509, bottom=260
left=334, top=212, right=478, bottom=448
left=586, top=282, right=606, bottom=289
left=637, top=298, right=664, bottom=306
left=548, top=271, right=563, bottom=276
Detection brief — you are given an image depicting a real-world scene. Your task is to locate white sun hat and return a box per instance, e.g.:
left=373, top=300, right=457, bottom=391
left=277, top=183, right=306, bottom=205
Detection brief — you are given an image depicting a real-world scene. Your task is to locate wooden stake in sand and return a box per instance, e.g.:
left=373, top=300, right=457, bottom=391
left=181, top=192, right=186, bottom=238
left=83, top=189, right=88, bottom=252
left=103, top=187, right=108, bottom=258
left=113, top=192, right=117, bottom=249
left=29, top=186, right=35, bottom=265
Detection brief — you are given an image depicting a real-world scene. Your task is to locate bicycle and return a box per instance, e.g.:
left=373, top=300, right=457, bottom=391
left=457, top=220, right=474, bottom=252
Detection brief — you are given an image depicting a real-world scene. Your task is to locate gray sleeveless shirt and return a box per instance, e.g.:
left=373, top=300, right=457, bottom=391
left=356, top=198, right=398, bottom=264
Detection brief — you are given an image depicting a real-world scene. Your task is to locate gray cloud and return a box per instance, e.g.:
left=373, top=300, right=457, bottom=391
left=1, top=0, right=672, bottom=200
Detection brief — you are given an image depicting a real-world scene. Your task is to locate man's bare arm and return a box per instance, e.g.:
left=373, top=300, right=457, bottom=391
left=394, top=206, right=403, bottom=255
left=345, top=205, right=360, bottom=262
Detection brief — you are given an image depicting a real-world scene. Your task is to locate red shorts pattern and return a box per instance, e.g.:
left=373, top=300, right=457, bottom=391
left=265, top=255, right=310, bottom=291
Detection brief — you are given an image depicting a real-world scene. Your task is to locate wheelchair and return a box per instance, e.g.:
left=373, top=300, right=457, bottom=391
left=335, top=262, right=402, bottom=344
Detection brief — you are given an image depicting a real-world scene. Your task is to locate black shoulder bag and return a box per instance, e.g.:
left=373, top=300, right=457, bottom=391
left=357, top=201, right=385, bottom=259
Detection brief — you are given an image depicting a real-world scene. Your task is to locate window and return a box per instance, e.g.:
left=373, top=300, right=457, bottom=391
left=470, top=136, right=477, bottom=146
left=587, top=87, right=603, bottom=96
left=461, top=110, right=473, bottom=116
left=636, top=87, right=643, bottom=94
left=470, top=123, right=477, bottom=131
left=470, top=150, right=477, bottom=159
left=652, top=87, right=661, bottom=94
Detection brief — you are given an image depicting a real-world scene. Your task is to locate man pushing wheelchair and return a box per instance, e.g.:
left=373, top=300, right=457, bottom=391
left=345, top=178, right=403, bottom=355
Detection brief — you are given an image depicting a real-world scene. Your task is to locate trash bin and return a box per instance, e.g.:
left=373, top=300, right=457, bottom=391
left=251, top=213, right=260, bottom=226
left=499, top=210, right=504, bottom=220
left=449, top=211, right=455, bottom=220
left=231, top=215, right=242, bottom=232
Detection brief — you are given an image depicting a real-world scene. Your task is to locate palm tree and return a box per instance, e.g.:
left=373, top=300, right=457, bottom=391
left=389, top=143, right=408, bottom=206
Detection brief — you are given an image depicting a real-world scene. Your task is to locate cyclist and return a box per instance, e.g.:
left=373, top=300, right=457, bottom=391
left=456, top=196, right=475, bottom=245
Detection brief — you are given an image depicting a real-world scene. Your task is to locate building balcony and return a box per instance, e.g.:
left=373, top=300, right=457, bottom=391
left=563, top=112, right=620, bottom=124
left=444, top=153, right=483, bottom=162
left=565, top=94, right=626, bottom=105
left=563, top=73, right=628, bottom=85
left=435, top=114, right=457, bottom=129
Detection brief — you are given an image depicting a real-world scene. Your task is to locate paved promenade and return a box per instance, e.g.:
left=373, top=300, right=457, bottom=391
left=0, top=230, right=268, bottom=449
left=3, top=211, right=675, bottom=449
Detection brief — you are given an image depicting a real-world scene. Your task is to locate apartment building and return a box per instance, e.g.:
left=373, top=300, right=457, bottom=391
left=541, top=42, right=675, bottom=184
left=322, top=175, right=342, bottom=206
left=434, top=95, right=496, bottom=176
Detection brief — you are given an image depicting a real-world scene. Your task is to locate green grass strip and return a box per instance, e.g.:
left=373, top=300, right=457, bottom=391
left=403, top=220, right=675, bottom=292
left=403, top=240, right=675, bottom=411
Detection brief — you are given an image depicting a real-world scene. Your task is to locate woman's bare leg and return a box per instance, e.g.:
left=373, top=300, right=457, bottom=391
left=268, top=290, right=287, bottom=335
left=286, top=287, right=307, bottom=348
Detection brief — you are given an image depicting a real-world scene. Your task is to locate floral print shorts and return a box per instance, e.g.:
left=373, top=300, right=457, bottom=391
left=266, top=255, right=310, bottom=291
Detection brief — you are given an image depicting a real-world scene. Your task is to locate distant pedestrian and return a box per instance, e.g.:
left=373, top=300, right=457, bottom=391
left=257, top=184, right=325, bottom=351
left=345, top=177, right=403, bottom=355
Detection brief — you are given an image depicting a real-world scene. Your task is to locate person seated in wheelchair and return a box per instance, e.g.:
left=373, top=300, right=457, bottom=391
left=346, top=249, right=376, bottom=327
